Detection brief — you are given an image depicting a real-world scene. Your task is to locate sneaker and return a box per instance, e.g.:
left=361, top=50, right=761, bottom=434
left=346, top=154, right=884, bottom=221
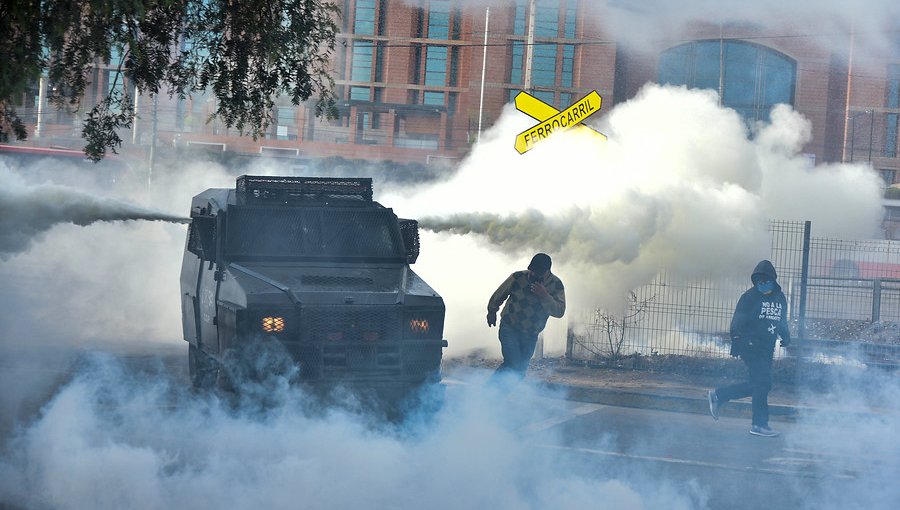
left=707, top=390, right=720, bottom=421
left=749, top=425, right=780, bottom=437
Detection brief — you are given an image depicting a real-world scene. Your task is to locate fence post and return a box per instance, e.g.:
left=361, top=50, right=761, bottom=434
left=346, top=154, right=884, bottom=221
left=872, top=278, right=882, bottom=323
left=798, top=220, right=811, bottom=340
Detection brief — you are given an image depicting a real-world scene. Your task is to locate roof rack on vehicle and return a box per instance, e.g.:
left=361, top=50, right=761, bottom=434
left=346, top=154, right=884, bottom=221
left=236, top=175, right=373, bottom=204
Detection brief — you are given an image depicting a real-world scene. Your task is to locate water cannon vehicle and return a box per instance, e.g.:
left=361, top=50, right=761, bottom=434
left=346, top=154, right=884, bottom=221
left=180, top=175, right=447, bottom=398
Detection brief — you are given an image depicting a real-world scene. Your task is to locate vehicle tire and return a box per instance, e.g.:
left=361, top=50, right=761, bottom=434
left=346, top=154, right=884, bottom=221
left=188, top=343, right=219, bottom=389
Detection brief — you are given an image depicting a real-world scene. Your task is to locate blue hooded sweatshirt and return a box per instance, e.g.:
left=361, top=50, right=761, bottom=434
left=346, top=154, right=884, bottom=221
left=729, top=260, right=791, bottom=357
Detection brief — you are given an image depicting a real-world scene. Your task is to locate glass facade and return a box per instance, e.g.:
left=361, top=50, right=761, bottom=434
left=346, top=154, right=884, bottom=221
left=532, top=44, right=557, bottom=87
left=424, top=91, right=445, bottom=105
left=888, top=64, right=900, bottom=109
left=351, top=42, right=373, bottom=82
left=508, top=2, right=576, bottom=95
left=564, top=1, right=577, bottom=39
left=534, top=1, right=558, bottom=38
left=424, top=46, right=447, bottom=86
left=511, top=42, right=525, bottom=85
left=513, top=0, right=527, bottom=35
left=354, top=0, right=376, bottom=35
left=532, top=89, right=555, bottom=105
left=428, top=0, right=450, bottom=40
left=561, top=44, right=574, bottom=87
left=658, top=40, right=796, bottom=123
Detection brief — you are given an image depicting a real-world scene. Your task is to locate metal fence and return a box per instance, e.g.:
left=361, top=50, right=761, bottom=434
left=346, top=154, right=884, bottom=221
left=568, top=220, right=900, bottom=362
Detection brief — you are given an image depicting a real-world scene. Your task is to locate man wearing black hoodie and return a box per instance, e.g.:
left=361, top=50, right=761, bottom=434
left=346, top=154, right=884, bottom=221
left=707, top=260, right=791, bottom=437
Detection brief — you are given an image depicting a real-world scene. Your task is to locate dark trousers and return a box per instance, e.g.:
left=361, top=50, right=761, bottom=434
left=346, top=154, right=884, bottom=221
left=715, top=351, right=773, bottom=427
left=494, top=321, right=540, bottom=378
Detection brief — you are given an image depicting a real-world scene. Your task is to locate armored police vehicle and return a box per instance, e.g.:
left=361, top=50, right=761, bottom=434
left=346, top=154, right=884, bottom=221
left=180, top=175, right=446, bottom=395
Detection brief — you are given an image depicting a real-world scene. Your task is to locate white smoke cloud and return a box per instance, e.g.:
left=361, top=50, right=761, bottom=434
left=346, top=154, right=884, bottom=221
left=789, top=367, right=900, bottom=510
left=388, top=83, right=883, bottom=356
left=0, top=164, right=188, bottom=260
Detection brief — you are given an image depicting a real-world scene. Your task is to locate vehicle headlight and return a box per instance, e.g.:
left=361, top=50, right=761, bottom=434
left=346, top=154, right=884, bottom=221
left=409, top=319, right=429, bottom=334
left=261, top=316, right=286, bottom=333
left=405, top=311, right=443, bottom=339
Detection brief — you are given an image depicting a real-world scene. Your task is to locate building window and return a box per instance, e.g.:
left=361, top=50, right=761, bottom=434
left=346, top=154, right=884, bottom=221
left=532, top=43, right=557, bottom=87
left=424, top=91, right=445, bottom=105
left=658, top=40, right=797, bottom=123
left=513, top=0, right=527, bottom=35
left=564, top=1, right=577, bottom=39
left=561, top=44, right=574, bottom=87
left=354, top=0, right=376, bottom=35
left=534, top=0, right=559, bottom=38
left=885, top=113, right=898, bottom=158
left=350, top=86, right=370, bottom=101
left=532, top=90, right=555, bottom=105
left=105, top=70, right=124, bottom=113
left=881, top=169, right=896, bottom=186
left=275, top=107, right=295, bottom=140
left=559, top=92, right=572, bottom=108
left=510, top=41, right=524, bottom=85
left=351, top=42, right=373, bottom=82
left=888, top=64, right=900, bottom=109
left=428, top=0, right=450, bottom=40
left=425, top=46, right=447, bottom=86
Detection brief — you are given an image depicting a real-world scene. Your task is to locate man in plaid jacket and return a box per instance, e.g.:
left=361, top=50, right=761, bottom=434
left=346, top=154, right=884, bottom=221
left=487, top=253, right=566, bottom=379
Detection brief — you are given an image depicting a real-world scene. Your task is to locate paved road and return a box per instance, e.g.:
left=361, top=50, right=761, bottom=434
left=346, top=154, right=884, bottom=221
left=499, top=390, right=896, bottom=510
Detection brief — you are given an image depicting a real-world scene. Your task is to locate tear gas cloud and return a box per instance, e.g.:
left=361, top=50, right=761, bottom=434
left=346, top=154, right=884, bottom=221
left=0, top=356, right=706, bottom=510
left=0, top=165, right=188, bottom=260
left=388, top=84, right=883, bottom=356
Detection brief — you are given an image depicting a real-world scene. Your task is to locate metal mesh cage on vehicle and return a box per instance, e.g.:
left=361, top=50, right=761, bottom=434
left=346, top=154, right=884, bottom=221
left=236, top=175, right=373, bottom=204
left=398, top=219, right=420, bottom=263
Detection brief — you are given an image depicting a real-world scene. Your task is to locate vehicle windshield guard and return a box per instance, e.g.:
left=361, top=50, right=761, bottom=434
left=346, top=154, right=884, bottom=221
left=224, top=205, right=405, bottom=261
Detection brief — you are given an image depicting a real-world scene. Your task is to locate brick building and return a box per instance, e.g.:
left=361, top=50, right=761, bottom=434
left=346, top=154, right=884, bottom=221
left=7, top=0, right=900, bottom=183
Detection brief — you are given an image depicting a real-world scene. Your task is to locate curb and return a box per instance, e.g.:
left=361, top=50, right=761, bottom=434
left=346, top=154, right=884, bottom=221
left=540, top=382, right=802, bottom=422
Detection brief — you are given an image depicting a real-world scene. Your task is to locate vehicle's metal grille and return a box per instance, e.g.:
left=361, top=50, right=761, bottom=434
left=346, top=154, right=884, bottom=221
left=284, top=306, right=442, bottom=380
left=236, top=175, right=373, bottom=204
left=300, top=306, right=401, bottom=343
left=300, top=275, right=375, bottom=287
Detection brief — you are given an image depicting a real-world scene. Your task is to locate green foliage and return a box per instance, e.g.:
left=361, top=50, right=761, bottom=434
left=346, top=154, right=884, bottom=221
left=0, top=0, right=340, bottom=161
left=885, top=186, right=900, bottom=200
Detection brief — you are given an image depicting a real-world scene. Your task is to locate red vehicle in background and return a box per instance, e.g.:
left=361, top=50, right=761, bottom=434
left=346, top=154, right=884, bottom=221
left=824, top=258, right=900, bottom=280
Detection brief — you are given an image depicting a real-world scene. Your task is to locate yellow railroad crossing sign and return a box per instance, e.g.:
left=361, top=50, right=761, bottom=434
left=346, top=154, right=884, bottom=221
left=514, top=90, right=606, bottom=154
